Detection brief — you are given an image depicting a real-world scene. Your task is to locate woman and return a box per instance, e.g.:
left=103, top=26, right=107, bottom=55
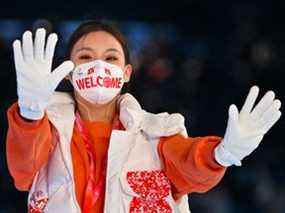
left=6, top=20, right=281, bottom=213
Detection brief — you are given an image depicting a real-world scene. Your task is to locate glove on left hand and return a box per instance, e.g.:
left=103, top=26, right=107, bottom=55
left=215, top=86, right=282, bottom=167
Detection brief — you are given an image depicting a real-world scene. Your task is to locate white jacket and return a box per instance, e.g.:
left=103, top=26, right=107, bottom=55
left=27, top=92, right=191, bottom=213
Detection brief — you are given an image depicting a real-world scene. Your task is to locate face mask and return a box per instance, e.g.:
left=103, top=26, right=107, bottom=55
left=72, top=60, right=124, bottom=104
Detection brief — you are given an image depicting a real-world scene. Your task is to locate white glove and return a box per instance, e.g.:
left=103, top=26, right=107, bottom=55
left=13, top=28, right=74, bottom=120
left=215, top=86, right=282, bottom=167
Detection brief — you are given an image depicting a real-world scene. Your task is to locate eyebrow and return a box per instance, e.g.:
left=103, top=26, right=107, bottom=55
left=74, top=47, right=94, bottom=54
left=105, top=48, right=122, bottom=54
left=74, top=47, right=122, bottom=55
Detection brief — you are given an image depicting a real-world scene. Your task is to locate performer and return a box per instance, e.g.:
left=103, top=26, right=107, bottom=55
left=6, top=20, right=281, bottom=213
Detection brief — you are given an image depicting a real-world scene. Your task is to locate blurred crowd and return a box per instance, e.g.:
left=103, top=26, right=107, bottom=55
left=0, top=14, right=284, bottom=213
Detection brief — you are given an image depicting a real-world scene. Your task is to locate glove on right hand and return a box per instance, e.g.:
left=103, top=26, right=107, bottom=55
left=13, top=28, right=74, bottom=120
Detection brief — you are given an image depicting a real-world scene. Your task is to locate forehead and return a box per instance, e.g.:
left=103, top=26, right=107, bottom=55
left=72, top=31, right=124, bottom=54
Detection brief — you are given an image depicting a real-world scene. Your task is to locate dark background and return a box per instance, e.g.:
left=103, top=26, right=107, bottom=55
left=0, top=0, right=284, bottom=212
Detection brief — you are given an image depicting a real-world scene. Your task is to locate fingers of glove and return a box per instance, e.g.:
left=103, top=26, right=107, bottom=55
left=274, top=99, right=282, bottom=109
left=260, top=109, right=281, bottom=134
left=13, top=40, right=24, bottom=70
left=49, top=60, right=74, bottom=90
left=228, top=104, right=239, bottom=124
left=259, top=99, right=281, bottom=124
left=22, top=31, right=34, bottom=63
left=247, top=100, right=281, bottom=131
left=240, top=86, right=259, bottom=115
left=251, top=91, right=275, bottom=120
left=45, top=33, right=58, bottom=61
left=34, top=28, right=46, bottom=61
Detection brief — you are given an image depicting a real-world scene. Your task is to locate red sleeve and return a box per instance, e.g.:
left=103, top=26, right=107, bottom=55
left=6, top=102, right=54, bottom=191
left=157, top=134, right=226, bottom=200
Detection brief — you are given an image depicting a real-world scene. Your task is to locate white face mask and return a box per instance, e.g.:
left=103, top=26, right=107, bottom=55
left=72, top=60, right=124, bottom=104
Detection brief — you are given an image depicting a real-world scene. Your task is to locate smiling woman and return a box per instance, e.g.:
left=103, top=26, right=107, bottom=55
left=5, top=20, right=282, bottom=213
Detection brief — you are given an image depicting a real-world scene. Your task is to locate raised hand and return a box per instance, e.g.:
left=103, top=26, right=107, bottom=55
left=215, top=86, right=282, bottom=167
left=13, top=28, right=74, bottom=120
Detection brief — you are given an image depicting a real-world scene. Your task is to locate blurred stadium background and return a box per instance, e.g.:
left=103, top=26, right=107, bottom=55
left=0, top=0, right=284, bottom=212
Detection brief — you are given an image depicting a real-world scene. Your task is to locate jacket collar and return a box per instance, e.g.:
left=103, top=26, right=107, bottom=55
left=48, top=92, right=188, bottom=138
left=118, top=93, right=188, bottom=138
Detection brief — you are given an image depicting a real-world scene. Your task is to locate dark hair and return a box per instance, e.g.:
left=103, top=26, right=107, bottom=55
left=66, top=20, right=130, bottom=65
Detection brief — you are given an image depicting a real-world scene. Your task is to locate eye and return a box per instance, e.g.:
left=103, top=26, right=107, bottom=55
left=78, top=54, right=92, bottom=60
left=105, top=56, right=118, bottom=62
